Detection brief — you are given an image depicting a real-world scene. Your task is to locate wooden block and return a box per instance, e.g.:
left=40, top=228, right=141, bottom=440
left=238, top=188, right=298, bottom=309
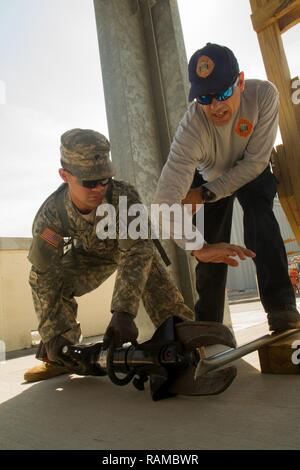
left=259, top=332, right=300, bottom=374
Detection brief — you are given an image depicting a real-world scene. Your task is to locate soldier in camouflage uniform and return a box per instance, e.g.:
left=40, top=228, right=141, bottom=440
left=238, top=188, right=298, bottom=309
left=24, top=128, right=194, bottom=382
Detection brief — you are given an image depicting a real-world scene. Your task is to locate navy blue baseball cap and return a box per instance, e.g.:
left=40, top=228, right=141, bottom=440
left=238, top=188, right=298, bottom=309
left=188, top=43, right=240, bottom=102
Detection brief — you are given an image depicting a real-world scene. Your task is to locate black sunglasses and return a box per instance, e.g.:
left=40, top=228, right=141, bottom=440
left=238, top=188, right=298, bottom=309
left=64, top=169, right=112, bottom=189
left=197, top=75, right=240, bottom=106
left=81, top=178, right=112, bottom=189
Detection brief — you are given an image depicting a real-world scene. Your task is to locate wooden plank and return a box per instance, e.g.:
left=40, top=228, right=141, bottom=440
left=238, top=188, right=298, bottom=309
left=278, top=5, right=300, bottom=32
left=272, top=146, right=300, bottom=241
left=251, top=0, right=300, bottom=33
left=280, top=198, right=300, bottom=240
left=272, top=145, right=293, bottom=198
left=259, top=331, right=300, bottom=374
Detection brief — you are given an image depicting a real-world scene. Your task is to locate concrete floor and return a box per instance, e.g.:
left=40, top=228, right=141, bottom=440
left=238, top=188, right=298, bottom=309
left=1, top=300, right=300, bottom=450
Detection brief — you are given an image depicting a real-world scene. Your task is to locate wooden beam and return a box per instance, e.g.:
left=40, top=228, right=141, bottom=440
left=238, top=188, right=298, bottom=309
left=272, top=146, right=300, bottom=241
left=250, top=1, right=300, bottom=244
left=278, top=5, right=300, bottom=32
left=251, top=0, right=300, bottom=33
left=272, top=146, right=293, bottom=198
left=253, top=22, right=300, bottom=215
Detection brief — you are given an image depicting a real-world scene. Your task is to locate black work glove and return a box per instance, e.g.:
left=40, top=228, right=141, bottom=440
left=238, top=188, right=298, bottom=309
left=103, top=312, right=138, bottom=349
left=44, top=335, right=77, bottom=370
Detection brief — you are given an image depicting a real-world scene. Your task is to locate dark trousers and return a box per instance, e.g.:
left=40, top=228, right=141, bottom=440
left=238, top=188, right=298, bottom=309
left=193, top=166, right=296, bottom=322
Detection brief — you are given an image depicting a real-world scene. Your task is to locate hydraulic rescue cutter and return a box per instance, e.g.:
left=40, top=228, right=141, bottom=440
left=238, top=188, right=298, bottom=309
left=62, top=316, right=300, bottom=401
left=62, top=316, right=237, bottom=401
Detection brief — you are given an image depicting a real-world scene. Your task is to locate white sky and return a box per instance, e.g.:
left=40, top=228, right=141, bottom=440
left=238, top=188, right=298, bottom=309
left=0, top=0, right=299, bottom=237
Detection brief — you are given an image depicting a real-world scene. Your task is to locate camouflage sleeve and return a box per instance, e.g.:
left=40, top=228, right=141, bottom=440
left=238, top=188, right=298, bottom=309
left=28, top=196, right=81, bottom=343
left=111, top=182, right=154, bottom=317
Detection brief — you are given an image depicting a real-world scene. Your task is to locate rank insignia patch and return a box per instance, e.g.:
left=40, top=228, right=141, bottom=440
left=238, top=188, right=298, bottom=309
left=235, top=118, right=253, bottom=138
left=196, top=56, right=215, bottom=78
left=40, top=228, right=62, bottom=248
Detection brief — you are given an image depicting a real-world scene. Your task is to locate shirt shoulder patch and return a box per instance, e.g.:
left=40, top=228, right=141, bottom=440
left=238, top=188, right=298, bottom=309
left=39, top=227, right=62, bottom=248
left=235, top=118, right=253, bottom=138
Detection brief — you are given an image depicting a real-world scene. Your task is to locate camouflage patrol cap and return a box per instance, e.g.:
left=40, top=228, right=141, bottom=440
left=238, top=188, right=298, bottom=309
left=60, top=128, right=115, bottom=181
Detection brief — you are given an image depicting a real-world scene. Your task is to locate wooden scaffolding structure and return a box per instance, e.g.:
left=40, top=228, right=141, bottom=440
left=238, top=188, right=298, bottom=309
left=250, top=0, right=300, bottom=242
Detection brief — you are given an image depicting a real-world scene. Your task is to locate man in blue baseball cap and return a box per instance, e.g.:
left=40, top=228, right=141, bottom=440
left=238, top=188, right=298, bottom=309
left=155, top=42, right=300, bottom=332
left=188, top=42, right=240, bottom=102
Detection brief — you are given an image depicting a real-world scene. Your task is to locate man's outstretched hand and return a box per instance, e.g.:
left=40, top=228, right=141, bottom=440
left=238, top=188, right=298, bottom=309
left=192, top=243, right=255, bottom=267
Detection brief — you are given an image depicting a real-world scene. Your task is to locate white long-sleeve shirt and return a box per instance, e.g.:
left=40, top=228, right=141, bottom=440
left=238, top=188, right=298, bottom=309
left=154, top=79, right=279, bottom=250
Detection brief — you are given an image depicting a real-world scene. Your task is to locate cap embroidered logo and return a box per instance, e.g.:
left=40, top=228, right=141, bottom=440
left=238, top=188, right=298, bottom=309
left=196, top=56, right=215, bottom=79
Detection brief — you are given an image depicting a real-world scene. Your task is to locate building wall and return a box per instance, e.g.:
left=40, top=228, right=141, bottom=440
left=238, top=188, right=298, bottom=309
left=227, top=198, right=300, bottom=292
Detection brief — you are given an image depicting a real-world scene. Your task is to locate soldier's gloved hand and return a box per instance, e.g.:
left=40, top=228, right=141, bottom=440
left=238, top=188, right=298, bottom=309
left=44, top=335, right=77, bottom=370
left=103, top=312, right=138, bottom=349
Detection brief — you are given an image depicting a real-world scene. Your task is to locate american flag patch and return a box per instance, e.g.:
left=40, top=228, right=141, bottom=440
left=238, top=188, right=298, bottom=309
left=40, top=228, right=62, bottom=248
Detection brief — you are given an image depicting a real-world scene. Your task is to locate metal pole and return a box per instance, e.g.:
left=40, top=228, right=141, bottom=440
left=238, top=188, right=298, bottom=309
left=196, top=329, right=300, bottom=377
